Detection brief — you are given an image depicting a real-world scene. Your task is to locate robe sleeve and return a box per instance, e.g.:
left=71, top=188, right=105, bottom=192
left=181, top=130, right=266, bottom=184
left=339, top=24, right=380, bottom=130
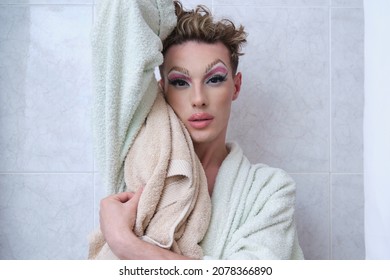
left=91, top=0, right=176, bottom=193
left=223, top=168, right=304, bottom=260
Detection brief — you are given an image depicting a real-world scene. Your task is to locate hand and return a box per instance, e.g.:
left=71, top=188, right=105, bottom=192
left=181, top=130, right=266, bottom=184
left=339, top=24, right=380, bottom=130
left=99, top=188, right=192, bottom=260
left=99, top=188, right=142, bottom=258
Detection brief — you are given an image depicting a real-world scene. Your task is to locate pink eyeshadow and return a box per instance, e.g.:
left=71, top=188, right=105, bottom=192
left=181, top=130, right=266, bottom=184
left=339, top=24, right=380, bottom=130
left=167, top=73, right=191, bottom=81
left=205, top=66, right=228, bottom=79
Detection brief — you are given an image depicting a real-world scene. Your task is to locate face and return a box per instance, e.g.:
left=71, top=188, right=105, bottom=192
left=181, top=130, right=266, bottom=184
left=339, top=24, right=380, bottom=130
left=160, top=41, right=242, bottom=146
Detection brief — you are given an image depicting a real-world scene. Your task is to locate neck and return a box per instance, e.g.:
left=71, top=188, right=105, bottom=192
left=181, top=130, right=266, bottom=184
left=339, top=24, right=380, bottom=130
left=194, top=140, right=228, bottom=195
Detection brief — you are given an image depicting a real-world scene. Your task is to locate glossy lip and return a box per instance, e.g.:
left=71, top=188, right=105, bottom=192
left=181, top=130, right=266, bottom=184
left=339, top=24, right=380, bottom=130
left=188, top=113, right=214, bottom=129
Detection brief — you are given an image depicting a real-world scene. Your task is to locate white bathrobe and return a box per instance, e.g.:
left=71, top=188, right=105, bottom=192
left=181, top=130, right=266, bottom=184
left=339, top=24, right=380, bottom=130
left=92, top=0, right=304, bottom=259
left=201, top=142, right=303, bottom=259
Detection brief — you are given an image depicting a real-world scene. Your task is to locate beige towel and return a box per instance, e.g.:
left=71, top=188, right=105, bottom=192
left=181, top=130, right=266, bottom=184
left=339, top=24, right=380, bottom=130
left=89, top=92, right=211, bottom=259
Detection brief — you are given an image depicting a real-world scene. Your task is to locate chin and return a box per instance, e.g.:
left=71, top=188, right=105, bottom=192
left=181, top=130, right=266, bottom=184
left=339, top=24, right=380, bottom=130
left=189, top=132, right=220, bottom=146
left=189, top=134, right=211, bottom=145
left=187, top=127, right=226, bottom=146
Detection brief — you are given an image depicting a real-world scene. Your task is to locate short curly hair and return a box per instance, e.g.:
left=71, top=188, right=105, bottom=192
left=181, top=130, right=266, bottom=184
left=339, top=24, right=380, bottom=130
left=161, top=1, right=247, bottom=74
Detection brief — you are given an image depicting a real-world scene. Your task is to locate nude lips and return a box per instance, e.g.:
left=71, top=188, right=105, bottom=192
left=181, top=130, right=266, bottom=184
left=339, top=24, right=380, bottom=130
left=188, top=113, right=214, bottom=129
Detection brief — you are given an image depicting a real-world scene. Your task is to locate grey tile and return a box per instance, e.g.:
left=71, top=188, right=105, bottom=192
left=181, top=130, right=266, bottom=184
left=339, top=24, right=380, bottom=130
left=0, top=6, right=94, bottom=172
left=332, top=0, right=363, bottom=7
left=331, top=174, right=365, bottom=259
left=93, top=172, right=108, bottom=229
left=331, top=8, right=364, bottom=173
left=293, top=174, right=330, bottom=259
left=213, top=0, right=329, bottom=6
left=218, top=6, right=330, bottom=172
left=180, top=0, right=212, bottom=9
left=0, top=0, right=93, bottom=3
left=0, top=174, right=94, bottom=259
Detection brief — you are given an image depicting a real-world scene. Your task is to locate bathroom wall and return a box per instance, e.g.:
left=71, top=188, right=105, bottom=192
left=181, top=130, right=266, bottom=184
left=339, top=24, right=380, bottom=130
left=0, top=0, right=364, bottom=259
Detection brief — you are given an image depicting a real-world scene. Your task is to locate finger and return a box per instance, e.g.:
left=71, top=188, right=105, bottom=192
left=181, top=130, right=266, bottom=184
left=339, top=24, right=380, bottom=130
left=127, top=187, right=144, bottom=226
left=127, top=187, right=143, bottom=207
left=134, top=187, right=144, bottom=202
left=114, top=191, right=135, bottom=203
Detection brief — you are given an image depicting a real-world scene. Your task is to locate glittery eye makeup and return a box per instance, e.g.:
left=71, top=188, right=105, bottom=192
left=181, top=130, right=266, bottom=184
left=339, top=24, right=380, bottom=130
left=206, top=73, right=228, bottom=85
left=166, top=60, right=229, bottom=88
left=167, top=69, right=191, bottom=88
left=204, top=62, right=229, bottom=85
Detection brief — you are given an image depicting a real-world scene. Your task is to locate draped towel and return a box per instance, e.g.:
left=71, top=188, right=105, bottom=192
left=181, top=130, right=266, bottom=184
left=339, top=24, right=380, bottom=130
left=88, top=93, right=211, bottom=259
left=88, top=0, right=211, bottom=259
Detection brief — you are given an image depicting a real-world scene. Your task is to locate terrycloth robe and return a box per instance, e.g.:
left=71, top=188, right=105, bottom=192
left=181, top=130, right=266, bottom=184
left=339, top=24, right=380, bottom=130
left=201, top=143, right=304, bottom=259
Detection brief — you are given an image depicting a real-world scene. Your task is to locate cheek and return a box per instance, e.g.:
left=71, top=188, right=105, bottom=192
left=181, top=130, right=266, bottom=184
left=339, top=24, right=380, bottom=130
left=165, top=92, right=187, bottom=115
left=214, top=86, right=235, bottom=106
left=217, top=87, right=235, bottom=116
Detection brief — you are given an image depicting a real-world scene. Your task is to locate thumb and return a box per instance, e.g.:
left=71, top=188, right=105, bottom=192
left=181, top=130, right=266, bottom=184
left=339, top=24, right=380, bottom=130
left=115, top=191, right=135, bottom=203
left=126, top=187, right=144, bottom=228
left=128, top=187, right=143, bottom=207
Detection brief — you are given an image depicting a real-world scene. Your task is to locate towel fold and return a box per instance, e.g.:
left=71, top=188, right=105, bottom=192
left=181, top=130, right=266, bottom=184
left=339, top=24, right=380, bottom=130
left=88, top=92, right=211, bottom=259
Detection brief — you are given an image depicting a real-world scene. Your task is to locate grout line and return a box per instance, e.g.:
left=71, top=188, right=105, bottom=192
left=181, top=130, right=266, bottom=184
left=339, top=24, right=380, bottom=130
left=210, top=3, right=362, bottom=8
left=0, top=172, right=94, bottom=175
left=0, top=171, right=363, bottom=176
left=93, top=172, right=97, bottom=229
left=329, top=5, right=333, bottom=260
left=0, top=3, right=93, bottom=6
left=289, top=172, right=363, bottom=175
left=210, top=5, right=362, bottom=9
left=92, top=0, right=96, bottom=230
left=329, top=172, right=363, bottom=175
left=91, top=1, right=94, bottom=25
left=288, top=172, right=331, bottom=175
left=331, top=6, right=363, bottom=9
left=92, top=35, right=96, bottom=228
left=212, top=5, right=328, bottom=8
left=0, top=4, right=363, bottom=8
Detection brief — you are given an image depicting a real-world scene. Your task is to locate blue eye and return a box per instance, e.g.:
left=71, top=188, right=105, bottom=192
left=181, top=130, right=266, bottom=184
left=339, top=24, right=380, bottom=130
left=168, top=79, right=189, bottom=88
left=207, top=74, right=228, bottom=84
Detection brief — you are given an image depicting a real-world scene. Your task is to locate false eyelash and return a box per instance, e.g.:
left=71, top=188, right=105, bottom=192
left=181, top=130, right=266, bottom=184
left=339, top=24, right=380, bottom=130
left=207, top=74, right=228, bottom=84
left=168, top=78, right=189, bottom=87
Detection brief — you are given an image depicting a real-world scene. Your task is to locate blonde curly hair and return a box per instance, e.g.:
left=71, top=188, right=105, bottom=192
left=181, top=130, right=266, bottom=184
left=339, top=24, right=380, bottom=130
left=162, top=1, right=247, bottom=74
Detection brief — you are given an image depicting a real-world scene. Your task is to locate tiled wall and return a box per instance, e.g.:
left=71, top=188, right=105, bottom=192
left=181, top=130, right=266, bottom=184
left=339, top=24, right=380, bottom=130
left=0, top=0, right=364, bottom=259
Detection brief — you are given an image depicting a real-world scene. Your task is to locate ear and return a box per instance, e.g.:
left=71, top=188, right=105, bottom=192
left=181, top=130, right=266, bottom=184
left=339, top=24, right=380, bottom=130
left=232, top=72, right=242, bottom=101
left=158, top=79, right=165, bottom=93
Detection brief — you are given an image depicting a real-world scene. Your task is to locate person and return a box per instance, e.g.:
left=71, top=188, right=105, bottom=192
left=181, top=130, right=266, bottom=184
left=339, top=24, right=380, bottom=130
left=94, top=0, right=303, bottom=260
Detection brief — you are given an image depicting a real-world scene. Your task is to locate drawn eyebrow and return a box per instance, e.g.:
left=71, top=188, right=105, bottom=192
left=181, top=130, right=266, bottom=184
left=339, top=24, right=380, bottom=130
left=167, top=66, right=190, bottom=76
left=205, top=59, right=228, bottom=74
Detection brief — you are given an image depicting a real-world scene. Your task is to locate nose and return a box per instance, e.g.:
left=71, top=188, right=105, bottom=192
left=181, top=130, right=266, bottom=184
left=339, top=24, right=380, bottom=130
left=190, top=83, right=208, bottom=108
